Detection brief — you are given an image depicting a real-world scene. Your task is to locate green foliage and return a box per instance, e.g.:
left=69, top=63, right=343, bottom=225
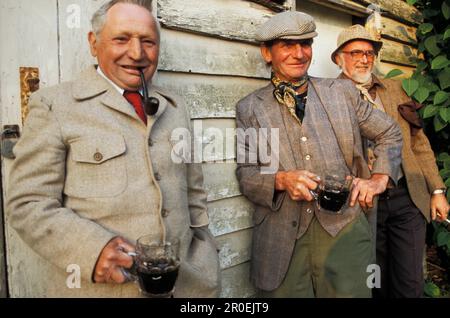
left=424, top=281, right=441, bottom=297
left=402, top=78, right=419, bottom=96
left=384, top=69, right=404, bottom=79
left=404, top=0, right=450, bottom=190
left=405, top=0, right=450, bottom=297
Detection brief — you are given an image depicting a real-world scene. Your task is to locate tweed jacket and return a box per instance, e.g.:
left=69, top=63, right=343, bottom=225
left=236, top=77, right=403, bottom=291
left=6, top=66, right=220, bottom=297
left=372, top=75, right=445, bottom=222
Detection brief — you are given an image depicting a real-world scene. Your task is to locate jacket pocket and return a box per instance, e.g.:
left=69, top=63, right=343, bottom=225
left=253, top=207, right=270, bottom=227
left=64, top=134, right=127, bottom=198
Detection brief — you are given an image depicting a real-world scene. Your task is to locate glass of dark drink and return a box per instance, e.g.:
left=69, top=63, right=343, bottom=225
left=134, top=236, right=180, bottom=298
left=313, top=174, right=352, bottom=214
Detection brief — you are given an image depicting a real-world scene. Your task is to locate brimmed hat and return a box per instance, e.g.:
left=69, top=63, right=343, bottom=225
left=331, top=24, right=383, bottom=64
left=255, top=11, right=318, bottom=42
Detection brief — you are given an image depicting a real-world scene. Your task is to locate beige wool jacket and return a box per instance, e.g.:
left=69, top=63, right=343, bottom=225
left=6, top=66, right=220, bottom=297
left=374, top=76, right=445, bottom=222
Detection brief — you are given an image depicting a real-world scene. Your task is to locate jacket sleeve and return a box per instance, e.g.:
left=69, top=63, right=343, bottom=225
left=410, top=124, right=446, bottom=192
left=6, top=92, right=117, bottom=283
left=235, top=98, right=286, bottom=211
left=175, top=96, right=210, bottom=228
left=345, top=82, right=403, bottom=181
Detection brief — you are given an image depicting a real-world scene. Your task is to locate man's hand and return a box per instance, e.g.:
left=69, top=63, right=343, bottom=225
left=275, top=170, right=320, bottom=201
left=93, top=236, right=135, bottom=284
left=431, top=193, right=450, bottom=223
left=350, top=174, right=389, bottom=210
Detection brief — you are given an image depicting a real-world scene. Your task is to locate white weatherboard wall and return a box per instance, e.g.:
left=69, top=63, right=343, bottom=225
left=0, top=0, right=60, bottom=297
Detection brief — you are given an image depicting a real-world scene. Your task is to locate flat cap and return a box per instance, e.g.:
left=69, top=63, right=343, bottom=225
left=331, top=24, right=383, bottom=64
left=255, top=11, right=318, bottom=42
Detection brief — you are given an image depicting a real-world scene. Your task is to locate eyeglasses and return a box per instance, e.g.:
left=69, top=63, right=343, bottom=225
left=340, top=50, right=376, bottom=61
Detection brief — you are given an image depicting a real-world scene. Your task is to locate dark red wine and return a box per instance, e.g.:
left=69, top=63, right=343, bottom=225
left=136, top=258, right=179, bottom=296
left=319, top=189, right=349, bottom=212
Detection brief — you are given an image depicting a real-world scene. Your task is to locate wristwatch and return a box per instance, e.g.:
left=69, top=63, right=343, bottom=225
left=432, top=188, right=446, bottom=195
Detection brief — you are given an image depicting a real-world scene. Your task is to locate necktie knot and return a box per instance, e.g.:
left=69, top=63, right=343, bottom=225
left=123, top=90, right=147, bottom=124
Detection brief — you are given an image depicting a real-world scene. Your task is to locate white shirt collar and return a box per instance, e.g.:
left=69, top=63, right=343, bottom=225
left=96, top=66, right=146, bottom=97
left=97, top=66, right=125, bottom=95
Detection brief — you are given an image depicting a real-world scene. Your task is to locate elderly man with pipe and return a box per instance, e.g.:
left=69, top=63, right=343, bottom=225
left=6, top=0, right=220, bottom=297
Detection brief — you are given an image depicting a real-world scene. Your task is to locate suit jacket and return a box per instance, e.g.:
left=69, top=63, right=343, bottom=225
left=375, top=76, right=445, bottom=222
left=6, top=66, right=220, bottom=297
left=235, top=77, right=402, bottom=291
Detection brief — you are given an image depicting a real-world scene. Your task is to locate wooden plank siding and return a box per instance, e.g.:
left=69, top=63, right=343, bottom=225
left=1, top=0, right=60, bottom=297
left=155, top=72, right=267, bottom=119
left=380, top=38, right=418, bottom=67
left=208, top=196, right=254, bottom=237
left=159, top=29, right=270, bottom=78
left=158, top=0, right=275, bottom=44
left=221, top=262, right=256, bottom=298
left=305, top=0, right=419, bottom=76
left=356, top=0, right=421, bottom=25
left=217, top=228, right=252, bottom=270
left=381, top=16, right=417, bottom=45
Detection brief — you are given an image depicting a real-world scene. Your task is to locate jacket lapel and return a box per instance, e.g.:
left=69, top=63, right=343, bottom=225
left=254, top=84, right=297, bottom=171
left=309, top=78, right=354, bottom=170
left=72, top=65, right=172, bottom=123
left=376, top=80, right=399, bottom=121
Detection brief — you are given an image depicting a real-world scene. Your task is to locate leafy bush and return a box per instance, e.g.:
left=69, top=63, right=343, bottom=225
left=401, top=0, right=450, bottom=202
left=401, top=0, right=450, bottom=297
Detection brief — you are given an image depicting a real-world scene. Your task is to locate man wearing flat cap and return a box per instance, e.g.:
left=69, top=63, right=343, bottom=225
left=235, top=11, right=403, bottom=297
left=333, top=24, right=449, bottom=298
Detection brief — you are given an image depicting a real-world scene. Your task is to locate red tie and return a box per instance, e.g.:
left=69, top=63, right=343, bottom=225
left=123, top=91, right=147, bottom=124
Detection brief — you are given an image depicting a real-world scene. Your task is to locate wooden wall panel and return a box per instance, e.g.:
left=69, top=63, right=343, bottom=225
left=208, top=196, right=253, bottom=237
left=217, top=229, right=252, bottom=269
left=158, top=0, right=274, bottom=43
left=381, top=16, right=417, bottom=45
left=202, top=163, right=241, bottom=202
left=156, top=72, right=268, bottom=119
left=159, top=29, right=269, bottom=78
left=380, top=39, right=418, bottom=67
left=220, top=262, right=256, bottom=298
left=0, top=0, right=60, bottom=297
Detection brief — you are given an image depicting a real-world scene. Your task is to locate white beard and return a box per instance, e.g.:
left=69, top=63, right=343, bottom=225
left=350, top=70, right=372, bottom=84
left=338, top=54, right=373, bottom=84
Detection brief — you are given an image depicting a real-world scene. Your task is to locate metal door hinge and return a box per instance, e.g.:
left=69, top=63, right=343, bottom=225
left=1, top=125, right=20, bottom=159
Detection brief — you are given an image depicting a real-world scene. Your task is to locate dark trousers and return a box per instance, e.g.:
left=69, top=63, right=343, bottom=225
left=373, top=178, right=426, bottom=298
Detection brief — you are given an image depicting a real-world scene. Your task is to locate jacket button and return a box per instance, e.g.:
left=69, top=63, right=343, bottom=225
left=301, top=136, right=308, bottom=142
left=305, top=155, right=311, bottom=160
left=161, top=209, right=169, bottom=217
left=292, top=221, right=298, bottom=228
left=306, top=208, right=312, bottom=214
left=148, top=139, right=154, bottom=146
left=93, top=152, right=103, bottom=162
left=154, top=172, right=161, bottom=181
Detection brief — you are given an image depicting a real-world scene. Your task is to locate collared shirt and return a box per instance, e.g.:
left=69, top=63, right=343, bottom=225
left=97, top=66, right=124, bottom=95
left=338, top=72, right=385, bottom=101
left=96, top=66, right=144, bottom=96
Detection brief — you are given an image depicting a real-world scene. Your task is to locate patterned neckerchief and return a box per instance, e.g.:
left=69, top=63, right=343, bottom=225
left=271, top=73, right=309, bottom=124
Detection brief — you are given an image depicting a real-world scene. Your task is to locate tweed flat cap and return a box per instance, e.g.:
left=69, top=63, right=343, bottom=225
left=331, top=24, right=383, bottom=64
left=255, top=11, right=318, bottom=42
